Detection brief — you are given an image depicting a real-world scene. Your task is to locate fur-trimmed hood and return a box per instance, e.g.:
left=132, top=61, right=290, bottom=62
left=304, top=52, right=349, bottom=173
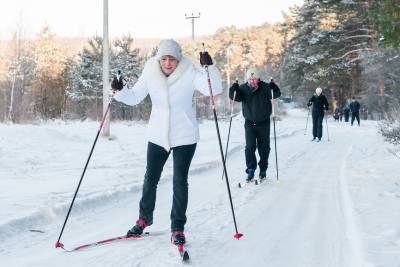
left=141, top=56, right=194, bottom=89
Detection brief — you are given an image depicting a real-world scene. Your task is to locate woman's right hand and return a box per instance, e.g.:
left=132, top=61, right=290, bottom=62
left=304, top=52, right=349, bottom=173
left=111, top=72, right=124, bottom=91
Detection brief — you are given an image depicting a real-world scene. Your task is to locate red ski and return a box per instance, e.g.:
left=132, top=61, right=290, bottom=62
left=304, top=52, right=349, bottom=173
left=55, top=232, right=150, bottom=252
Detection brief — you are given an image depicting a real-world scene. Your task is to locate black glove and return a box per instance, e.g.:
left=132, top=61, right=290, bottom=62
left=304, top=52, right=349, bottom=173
left=307, top=102, right=312, bottom=107
left=269, top=78, right=276, bottom=87
left=111, top=71, right=124, bottom=91
left=325, top=106, right=329, bottom=111
left=231, top=80, right=239, bottom=90
left=199, top=51, right=213, bottom=66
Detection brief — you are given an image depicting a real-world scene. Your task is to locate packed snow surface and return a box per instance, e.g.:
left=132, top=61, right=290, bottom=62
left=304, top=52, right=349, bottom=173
left=1, top=108, right=399, bottom=266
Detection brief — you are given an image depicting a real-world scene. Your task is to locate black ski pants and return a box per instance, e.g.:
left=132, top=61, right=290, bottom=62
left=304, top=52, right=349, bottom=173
left=344, top=113, right=350, bottom=122
left=351, top=111, right=360, bottom=126
left=312, top=112, right=324, bottom=139
left=139, top=142, right=196, bottom=232
left=244, top=120, right=271, bottom=173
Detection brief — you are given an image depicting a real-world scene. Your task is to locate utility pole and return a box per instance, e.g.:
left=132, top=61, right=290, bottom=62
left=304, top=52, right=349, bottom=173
left=225, top=45, right=233, bottom=115
left=185, top=12, right=201, bottom=117
left=101, top=0, right=110, bottom=137
left=226, top=47, right=231, bottom=89
left=185, top=12, right=201, bottom=59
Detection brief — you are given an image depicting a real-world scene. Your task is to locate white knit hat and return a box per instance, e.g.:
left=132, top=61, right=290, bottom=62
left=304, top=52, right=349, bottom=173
left=156, top=39, right=182, bottom=61
left=315, top=87, right=322, bottom=94
left=246, top=68, right=260, bottom=80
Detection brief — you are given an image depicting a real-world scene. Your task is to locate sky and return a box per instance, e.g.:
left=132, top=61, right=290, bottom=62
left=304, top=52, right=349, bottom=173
left=0, top=0, right=303, bottom=39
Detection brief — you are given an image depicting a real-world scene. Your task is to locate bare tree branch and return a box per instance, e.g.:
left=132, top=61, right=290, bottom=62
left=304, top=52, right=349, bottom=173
left=344, top=35, right=373, bottom=40
left=331, top=48, right=373, bottom=60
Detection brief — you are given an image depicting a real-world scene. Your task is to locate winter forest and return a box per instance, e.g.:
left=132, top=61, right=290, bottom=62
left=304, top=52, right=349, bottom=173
left=1, top=1, right=399, bottom=143
left=0, top=1, right=397, bottom=120
left=1, top=0, right=400, bottom=266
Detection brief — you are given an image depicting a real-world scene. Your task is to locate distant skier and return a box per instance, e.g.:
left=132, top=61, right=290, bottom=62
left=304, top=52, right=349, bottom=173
left=349, top=97, right=361, bottom=126
left=229, top=68, right=281, bottom=182
left=112, top=39, right=222, bottom=245
left=343, top=106, right=350, bottom=122
left=307, top=87, right=329, bottom=142
left=333, top=107, right=340, bottom=122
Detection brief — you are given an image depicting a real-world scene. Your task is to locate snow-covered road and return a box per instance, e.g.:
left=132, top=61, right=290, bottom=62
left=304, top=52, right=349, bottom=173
left=1, top=109, right=399, bottom=266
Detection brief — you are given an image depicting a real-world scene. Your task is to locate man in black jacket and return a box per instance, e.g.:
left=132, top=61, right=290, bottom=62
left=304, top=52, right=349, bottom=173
left=307, top=87, right=329, bottom=142
left=229, top=68, right=281, bottom=182
left=349, top=97, right=361, bottom=126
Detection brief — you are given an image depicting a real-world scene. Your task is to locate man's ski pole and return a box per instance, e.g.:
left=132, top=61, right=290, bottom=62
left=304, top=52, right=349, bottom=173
left=202, top=43, right=243, bottom=240
left=55, top=92, right=115, bottom=250
left=221, top=89, right=237, bottom=180
left=271, top=88, right=279, bottom=181
left=325, top=114, right=330, bottom=141
left=304, top=106, right=310, bottom=135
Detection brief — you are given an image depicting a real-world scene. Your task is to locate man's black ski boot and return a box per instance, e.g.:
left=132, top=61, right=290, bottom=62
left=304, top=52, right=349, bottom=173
left=246, top=168, right=255, bottom=182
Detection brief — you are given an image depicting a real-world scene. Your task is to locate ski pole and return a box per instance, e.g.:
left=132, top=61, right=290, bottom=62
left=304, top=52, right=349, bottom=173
left=202, top=43, right=243, bottom=240
left=304, top=106, right=310, bottom=135
left=55, top=92, right=115, bottom=250
left=221, top=88, right=237, bottom=181
left=271, top=87, right=279, bottom=181
left=325, top=113, right=330, bottom=141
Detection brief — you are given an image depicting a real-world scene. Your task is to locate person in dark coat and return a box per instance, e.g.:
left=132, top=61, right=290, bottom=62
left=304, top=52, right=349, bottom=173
left=307, top=87, right=329, bottom=142
left=343, top=106, right=350, bottom=122
left=229, top=68, right=281, bottom=181
left=349, top=97, right=361, bottom=126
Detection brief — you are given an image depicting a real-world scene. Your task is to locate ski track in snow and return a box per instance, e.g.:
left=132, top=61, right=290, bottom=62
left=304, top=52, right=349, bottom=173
left=1, top=109, right=400, bottom=266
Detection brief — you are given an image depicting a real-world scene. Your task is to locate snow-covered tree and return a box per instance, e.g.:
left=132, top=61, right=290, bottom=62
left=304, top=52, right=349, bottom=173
left=65, top=35, right=146, bottom=120
left=2, top=33, right=36, bottom=122
left=280, top=0, right=375, bottom=108
left=111, top=35, right=150, bottom=120
left=29, top=25, right=69, bottom=119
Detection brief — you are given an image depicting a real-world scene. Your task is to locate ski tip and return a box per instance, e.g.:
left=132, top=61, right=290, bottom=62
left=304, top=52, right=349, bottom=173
left=182, top=251, right=190, bottom=262
left=233, top=233, right=244, bottom=240
left=29, top=229, right=45, bottom=233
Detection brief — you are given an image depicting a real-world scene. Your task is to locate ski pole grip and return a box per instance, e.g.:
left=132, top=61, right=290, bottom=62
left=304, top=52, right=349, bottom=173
left=201, top=43, right=208, bottom=70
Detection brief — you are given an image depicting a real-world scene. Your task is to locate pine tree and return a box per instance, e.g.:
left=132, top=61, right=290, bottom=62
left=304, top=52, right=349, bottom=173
left=280, top=0, right=375, bottom=108
left=65, top=35, right=146, bottom=120
left=370, top=0, right=400, bottom=48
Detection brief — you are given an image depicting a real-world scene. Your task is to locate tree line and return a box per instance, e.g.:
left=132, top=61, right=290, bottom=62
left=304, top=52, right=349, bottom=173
left=0, top=0, right=398, bottom=127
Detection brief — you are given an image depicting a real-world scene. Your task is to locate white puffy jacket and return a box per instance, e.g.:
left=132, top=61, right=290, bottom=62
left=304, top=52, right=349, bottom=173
left=114, top=56, right=223, bottom=150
